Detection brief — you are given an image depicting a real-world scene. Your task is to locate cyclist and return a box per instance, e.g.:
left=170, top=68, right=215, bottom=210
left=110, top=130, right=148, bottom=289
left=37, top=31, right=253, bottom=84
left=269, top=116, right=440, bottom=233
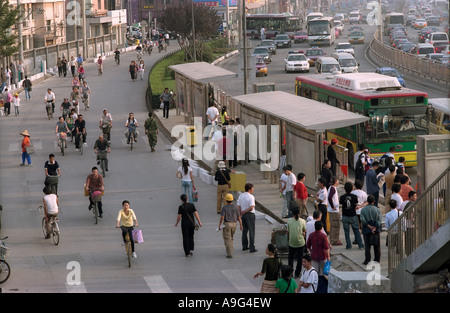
left=99, top=108, right=113, bottom=142
left=86, top=166, right=104, bottom=218
left=42, top=185, right=59, bottom=239
left=70, top=86, right=81, bottom=114
left=74, top=114, right=86, bottom=151
left=125, top=112, right=139, bottom=144
left=78, top=64, right=85, bottom=82
left=60, top=98, right=72, bottom=120
left=114, top=48, right=120, bottom=65
left=94, top=135, right=110, bottom=172
left=44, top=153, right=61, bottom=195
left=55, top=116, right=70, bottom=150
left=81, top=81, right=91, bottom=110
left=136, top=44, right=143, bottom=60
left=116, top=200, right=139, bottom=258
left=76, top=53, right=83, bottom=69
left=44, top=88, right=56, bottom=114
left=97, top=56, right=103, bottom=75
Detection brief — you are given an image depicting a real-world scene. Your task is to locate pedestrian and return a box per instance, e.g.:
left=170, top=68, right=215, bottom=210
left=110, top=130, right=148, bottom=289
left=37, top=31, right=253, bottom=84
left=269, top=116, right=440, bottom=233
left=205, top=101, right=219, bottom=139
left=175, top=194, right=202, bottom=257
left=12, top=93, right=20, bottom=116
left=116, top=200, right=139, bottom=258
left=353, top=144, right=366, bottom=170
left=214, top=161, right=232, bottom=214
left=57, top=57, right=63, bottom=77
left=2, top=88, right=12, bottom=116
left=355, top=148, right=369, bottom=188
left=306, top=210, right=322, bottom=244
left=283, top=165, right=297, bottom=218
left=385, top=199, right=401, bottom=231
left=384, top=165, right=396, bottom=205
left=176, top=158, right=196, bottom=203
left=351, top=179, right=368, bottom=231
left=327, top=138, right=341, bottom=176
left=360, top=195, right=382, bottom=265
left=61, top=57, right=68, bottom=77
left=294, top=172, right=309, bottom=219
left=237, top=183, right=257, bottom=253
left=279, top=169, right=288, bottom=219
left=138, top=60, right=145, bottom=80
left=390, top=183, right=403, bottom=210
left=340, top=182, right=364, bottom=250
left=399, top=175, right=414, bottom=201
left=327, top=176, right=342, bottom=246
left=320, top=159, right=333, bottom=189
left=315, top=177, right=328, bottom=234
left=398, top=190, right=417, bottom=212
left=254, top=244, right=282, bottom=293
left=160, top=87, right=171, bottom=119
left=44, top=153, right=61, bottom=195
left=287, top=205, right=306, bottom=278
left=220, top=105, right=230, bottom=125
left=70, top=56, right=76, bottom=77
left=17, top=60, right=24, bottom=81
left=227, top=119, right=238, bottom=168
left=144, top=112, right=158, bottom=152
left=260, top=27, right=266, bottom=40
left=20, top=130, right=32, bottom=166
left=22, top=75, right=32, bottom=101
left=129, top=60, right=136, bottom=81
left=366, top=161, right=383, bottom=206
left=306, top=221, right=330, bottom=275
left=298, top=254, right=319, bottom=293
left=278, top=148, right=286, bottom=176
left=275, top=265, right=299, bottom=293
left=218, top=193, right=242, bottom=258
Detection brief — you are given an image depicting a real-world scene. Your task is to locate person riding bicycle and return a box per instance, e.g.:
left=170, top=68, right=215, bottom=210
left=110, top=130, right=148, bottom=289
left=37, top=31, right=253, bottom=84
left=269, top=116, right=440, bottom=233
left=55, top=116, right=70, bottom=149
left=81, top=81, right=91, bottom=109
left=74, top=114, right=87, bottom=151
left=94, top=135, right=110, bottom=172
left=125, top=112, right=139, bottom=144
left=86, top=166, right=104, bottom=218
left=78, top=64, right=85, bottom=82
left=70, top=86, right=81, bottom=114
left=44, top=88, right=56, bottom=115
left=97, top=56, right=103, bottom=74
left=42, top=186, right=59, bottom=239
left=60, top=98, right=72, bottom=120
left=116, top=200, right=139, bottom=258
left=136, top=45, right=143, bottom=60
left=114, top=48, right=120, bottom=65
left=99, top=108, right=113, bottom=142
left=44, top=153, right=61, bottom=195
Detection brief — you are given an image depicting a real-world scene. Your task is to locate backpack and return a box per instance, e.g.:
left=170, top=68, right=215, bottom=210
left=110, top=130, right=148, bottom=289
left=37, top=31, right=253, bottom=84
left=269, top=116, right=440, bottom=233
left=379, top=154, right=389, bottom=171
left=355, top=157, right=364, bottom=174
left=307, top=269, right=327, bottom=293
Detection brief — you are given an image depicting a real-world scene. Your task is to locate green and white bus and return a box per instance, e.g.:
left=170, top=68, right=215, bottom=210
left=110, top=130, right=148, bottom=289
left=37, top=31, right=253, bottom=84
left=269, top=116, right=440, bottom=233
left=295, top=73, right=429, bottom=167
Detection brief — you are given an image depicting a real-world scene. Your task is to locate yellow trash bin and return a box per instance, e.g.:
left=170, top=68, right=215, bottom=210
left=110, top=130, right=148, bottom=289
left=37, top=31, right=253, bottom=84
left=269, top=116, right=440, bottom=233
left=186, top=126, right=197, bottom=147
left=230, top=171, right=246, bottom=192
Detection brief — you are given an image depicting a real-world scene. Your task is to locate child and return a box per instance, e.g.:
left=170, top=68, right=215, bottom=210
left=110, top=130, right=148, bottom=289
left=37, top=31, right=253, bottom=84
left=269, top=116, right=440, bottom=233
left=275, top=265, right=299, bottom=293
left=12, top=93, right=20, bottom=116
left=254, top=244, right=282, bottom=293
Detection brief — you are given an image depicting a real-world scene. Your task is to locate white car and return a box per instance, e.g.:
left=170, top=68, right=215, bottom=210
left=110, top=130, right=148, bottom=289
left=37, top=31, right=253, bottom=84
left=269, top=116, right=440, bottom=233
left=442, top=45, right=450, bottom=54
left=284, top=53, right=310, bottom=72
left=335, top=42, right=355, bottom=56
left=334, top=20, right=344, bottom=33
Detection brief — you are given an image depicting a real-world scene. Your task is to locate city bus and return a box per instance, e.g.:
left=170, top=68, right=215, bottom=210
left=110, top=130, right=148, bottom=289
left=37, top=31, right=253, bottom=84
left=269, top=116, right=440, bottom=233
left=295, top=73, right=429, bottom=167
left=246, top=14, right=302, bottom=39
left=307, top=17, right=335, bottom=46
left=383, top=12, right=405, bottom=35
left=306, top=12, right=324, bottom=23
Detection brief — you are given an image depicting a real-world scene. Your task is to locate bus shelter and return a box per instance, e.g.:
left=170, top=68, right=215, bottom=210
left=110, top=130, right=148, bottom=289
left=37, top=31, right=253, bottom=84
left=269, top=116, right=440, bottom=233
left=169, top=62, right=237, bottom=126
left=230, top=91, right=369, bottom=190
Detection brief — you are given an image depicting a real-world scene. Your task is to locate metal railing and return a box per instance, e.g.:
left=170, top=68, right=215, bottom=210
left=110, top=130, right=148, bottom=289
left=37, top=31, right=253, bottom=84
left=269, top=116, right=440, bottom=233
left=387, top=166, right=450, bottom=274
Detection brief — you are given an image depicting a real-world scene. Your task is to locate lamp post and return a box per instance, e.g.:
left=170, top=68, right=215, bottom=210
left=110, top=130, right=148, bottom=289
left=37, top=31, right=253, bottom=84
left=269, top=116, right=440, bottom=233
left=17, top=0, right=23, bottom=63
left=192, top=0, right=196, bottom=62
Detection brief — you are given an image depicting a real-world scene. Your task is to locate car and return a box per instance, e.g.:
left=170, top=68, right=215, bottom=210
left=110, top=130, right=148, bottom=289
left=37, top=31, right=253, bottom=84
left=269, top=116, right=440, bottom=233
left=406, top=15, right=416, bottom=26
left=438, top=55, right=450, bottom=64
left=400, top=42, right=415, bottom=53
left=412, top=43, right=436, bottom=57
left=426, top=16, right=441, bottom=26
left=334, top=20, right=344, bottom=34
left=414, top=18, right=427, bottom=29
left=442, top=45, right=450, bottom=54
left=258, top=40, right=277, bottom=55
left=424, top=53, right=446, bottom=62
left=274, top=34, right=292, bottom=48
left=375, top=67, right=406, bottom=87
left=335, top=42, right=354, bottom=56
left=293, top=30, right=308, bottom=43
left=334, top=13, right=346, bottom=22
left=393, top=38, right=409, bottom=48
left=348, top=31, right=365, bottom=44
left=255, top=57, right=268, bottom=77
left=305, top=46, right=325, bottom=66
left=418, top=27, right=439, bottom=42
left=433, top=42, right=449, bottom=53
left=347, top=25, right=363, bottom=36
left=252, top=47, right=271, bottom=63
left=284, top=53, right=310, bottom=73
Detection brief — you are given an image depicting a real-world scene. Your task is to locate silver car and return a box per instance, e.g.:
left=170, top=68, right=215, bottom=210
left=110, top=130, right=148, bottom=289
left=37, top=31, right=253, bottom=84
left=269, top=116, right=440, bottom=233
left=253, top=47, right=271, bottom=63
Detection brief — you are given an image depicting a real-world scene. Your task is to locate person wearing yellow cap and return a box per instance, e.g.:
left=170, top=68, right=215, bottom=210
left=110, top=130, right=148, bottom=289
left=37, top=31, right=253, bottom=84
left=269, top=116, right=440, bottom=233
left=218, top=193, right=242, bottom=258
left=13, top=93, right=20, bottom=116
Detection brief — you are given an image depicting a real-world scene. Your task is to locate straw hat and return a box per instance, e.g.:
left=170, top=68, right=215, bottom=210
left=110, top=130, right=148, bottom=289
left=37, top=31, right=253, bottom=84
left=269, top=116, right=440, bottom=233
left=20, top=130, right=30, bottom=137
left=218, top=161, right=226, bottom=168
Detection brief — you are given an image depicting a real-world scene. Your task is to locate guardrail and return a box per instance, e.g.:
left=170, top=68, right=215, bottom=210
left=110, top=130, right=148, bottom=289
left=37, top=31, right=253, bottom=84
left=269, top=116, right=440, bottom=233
left=387, top=166, right=450, bottom=274
left=370, top=30, right=450, bottom=85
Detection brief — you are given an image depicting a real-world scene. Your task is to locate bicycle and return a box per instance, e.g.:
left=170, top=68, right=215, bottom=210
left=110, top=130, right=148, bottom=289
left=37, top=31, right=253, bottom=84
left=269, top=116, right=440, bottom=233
left=90, top=191, right=102, bottom=225
left=46, top=102, right=53, bottom=119
left=98, top=64, right=103, bottom=76
left=39, top=206, right=60, bottom=246
left=137, top=51, right=142, bottom=62
left=0, top=236, right=11, bottom=284
left=58, top=132, right=67, bottom=156
left=115, top=56, right=120, bottom=66
left=76, top=132, right=84, bottom=155
left=126, top=125, right=137, bottom=151
left=97, top=150, right=108, bottom=178
left=117, top=227, right=133, bottom=267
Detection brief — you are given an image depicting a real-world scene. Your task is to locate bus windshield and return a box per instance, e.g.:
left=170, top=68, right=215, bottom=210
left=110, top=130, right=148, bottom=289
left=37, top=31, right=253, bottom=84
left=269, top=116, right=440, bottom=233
left=308, top=21, right=331, bottom=36
left=365, top=110, right=428, bottom=143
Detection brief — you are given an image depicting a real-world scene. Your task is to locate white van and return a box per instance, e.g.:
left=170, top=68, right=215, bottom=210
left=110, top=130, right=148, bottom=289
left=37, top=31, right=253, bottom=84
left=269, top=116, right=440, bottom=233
left=315, top=57, right=341, bottom=74
left=428, top=32, right=449, bottom=46
left=331, top=52, right=359, bottom=73
left=349, top=11, right=361, bottom=24
left=414, top=43, right=435, bottom=57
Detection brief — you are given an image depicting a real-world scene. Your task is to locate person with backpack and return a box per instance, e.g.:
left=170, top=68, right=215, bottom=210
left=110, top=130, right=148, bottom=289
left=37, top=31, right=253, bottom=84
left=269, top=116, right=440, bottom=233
left=355, top=149, right=368, bottom=188
left=340, top=182, right=364, bottom=250
left=22, top=76, right=32, bottom=101
left=299, top=254, right=319, bottom=293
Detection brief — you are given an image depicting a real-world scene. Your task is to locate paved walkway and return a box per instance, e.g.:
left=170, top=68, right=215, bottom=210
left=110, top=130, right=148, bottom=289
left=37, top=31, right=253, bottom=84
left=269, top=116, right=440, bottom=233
left=153, top=108, right=390, bottom=278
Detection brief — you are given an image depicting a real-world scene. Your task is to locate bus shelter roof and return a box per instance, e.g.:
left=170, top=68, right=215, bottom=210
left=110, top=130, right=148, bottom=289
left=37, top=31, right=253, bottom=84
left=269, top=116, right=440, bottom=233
left=232, top=91, right=369, bottom=132
left=169, top=62, right=237, bottom=84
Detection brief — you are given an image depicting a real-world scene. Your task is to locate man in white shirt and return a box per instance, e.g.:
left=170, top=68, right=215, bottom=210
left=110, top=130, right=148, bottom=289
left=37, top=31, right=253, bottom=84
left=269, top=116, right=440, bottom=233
left=237, top=183, right=257, bottom=253
left=299, top=254, right=318, bottom=293
left=205, top=103, right=219, bottom=139
left=398, top=190, right=417, bottom=212
left=44, top=88, right=56, bottom=114
left=391, top=183, right=403, bottom=210
left=42, top=186, right=59, bottom=239
left=284, top=165, right=297, bottom=218
left=279, top=172, right=288, bottom=218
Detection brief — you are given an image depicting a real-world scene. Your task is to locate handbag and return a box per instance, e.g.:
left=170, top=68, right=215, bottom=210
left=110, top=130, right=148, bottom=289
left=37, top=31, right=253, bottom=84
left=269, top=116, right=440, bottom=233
left=132, top=229, right=144, bottom=244
left=25, top=142, right=35, bottom=154
left=323, top=260, right=332, bottom=276
left=185, top=204, right=199, bottom=231
left=192, top=189, right=199, bottom=202
left=160, top=101, right=164, bottom=109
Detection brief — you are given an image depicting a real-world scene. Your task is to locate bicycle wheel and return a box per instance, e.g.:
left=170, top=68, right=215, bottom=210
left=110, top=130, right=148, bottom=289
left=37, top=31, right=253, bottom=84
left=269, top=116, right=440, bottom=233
left=130, top=133, right=134, bottom=151
left=52, top=221, right=60, bottom=245
left=60, top=139, right=65, bottom=156
left=0, top=259, right=11, bottom=284
left=101, top=159, right=106, bottom=178
left=42, top=217, right=48, bottom=238
left=125, top=233, right=131, bottom=268
left=93, top=202, right=98, bottom=224
left=80, top=140, right=83, bottom=155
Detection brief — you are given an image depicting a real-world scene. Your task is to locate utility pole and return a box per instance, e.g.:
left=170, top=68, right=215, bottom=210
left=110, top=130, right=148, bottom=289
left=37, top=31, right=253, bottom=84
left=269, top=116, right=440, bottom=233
left=82, top=0, right=87, bottom=59
left=17, top=0, right=23, bottom=63
left=192, top=0, right=196, bottom=62
left=242, top=0, right=247, bottom=94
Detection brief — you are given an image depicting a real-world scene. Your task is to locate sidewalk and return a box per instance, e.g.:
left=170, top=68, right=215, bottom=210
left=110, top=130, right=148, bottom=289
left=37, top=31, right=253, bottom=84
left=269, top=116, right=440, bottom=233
left=154, top=108, right=390, bottom=278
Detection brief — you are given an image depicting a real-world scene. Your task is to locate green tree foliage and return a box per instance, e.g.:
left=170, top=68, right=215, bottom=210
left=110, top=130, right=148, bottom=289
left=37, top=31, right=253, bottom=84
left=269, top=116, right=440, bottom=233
left=159, top=2, right=221, bottom=61
left=0, top=0, right=21, bottom=59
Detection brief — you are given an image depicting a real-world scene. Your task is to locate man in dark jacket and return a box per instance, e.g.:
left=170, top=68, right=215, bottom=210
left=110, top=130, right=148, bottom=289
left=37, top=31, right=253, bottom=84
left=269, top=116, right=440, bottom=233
left=327, top=138, right=340, bottom=176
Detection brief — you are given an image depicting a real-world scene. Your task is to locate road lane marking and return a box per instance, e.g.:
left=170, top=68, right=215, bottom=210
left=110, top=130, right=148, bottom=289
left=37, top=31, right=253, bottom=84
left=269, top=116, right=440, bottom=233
left=143, top=275, right=173, bottom=293
left=221, top=269, right=259, bottom=293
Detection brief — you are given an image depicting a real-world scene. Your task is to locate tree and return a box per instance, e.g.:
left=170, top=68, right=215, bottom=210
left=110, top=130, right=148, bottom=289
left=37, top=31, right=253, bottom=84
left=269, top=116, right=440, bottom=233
left=159, top=2, right=221, bottom=61
left=0, top=0, right=21, bottom=60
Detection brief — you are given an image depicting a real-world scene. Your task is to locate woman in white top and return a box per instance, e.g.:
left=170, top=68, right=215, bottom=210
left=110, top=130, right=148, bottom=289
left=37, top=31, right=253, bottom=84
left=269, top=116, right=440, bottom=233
left=138, top=60, right=145, bottom=80
left=43, top=186, right=59, bottom=238
left=176, top=158, right=196, bottom=203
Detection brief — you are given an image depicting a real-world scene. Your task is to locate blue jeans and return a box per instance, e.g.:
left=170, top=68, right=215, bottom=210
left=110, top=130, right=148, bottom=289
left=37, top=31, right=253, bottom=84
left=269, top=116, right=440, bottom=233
left=342, top=215, right=364, bottom=249
left=25, top=88, right=31, bottom=100
left=22, top=151, right=31, bottom=165
left=182, top=180, right=193, bottom=203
